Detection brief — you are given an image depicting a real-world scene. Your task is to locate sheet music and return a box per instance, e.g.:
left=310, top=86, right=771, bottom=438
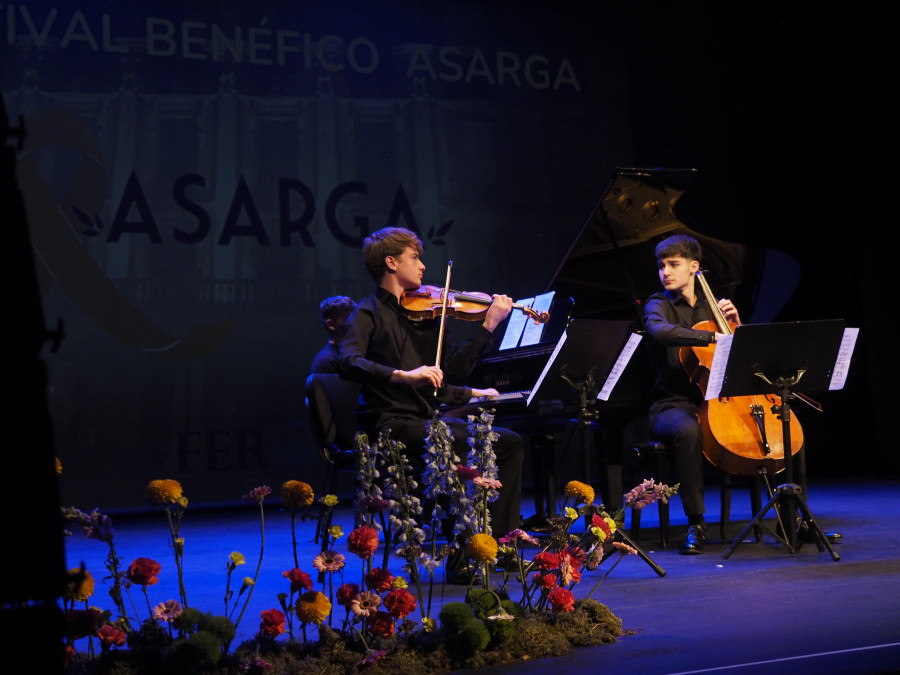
left=519, top=291, right=555, bottom=347
left=499, top=297, right=533, bottom=350
left=704, top=333, right=733, bottom=400
left=829, top=327, right=859, bottom=391
left=597, top=332, right=643, bottom=401
left=526, top=328, right=567, bottom=407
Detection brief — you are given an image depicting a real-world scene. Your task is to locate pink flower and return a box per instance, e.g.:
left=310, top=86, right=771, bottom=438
left=242, top=485, right=272, bottom=503
left=499, top=528, right=541, bottom=547
left=312, top=550, right=345, bottom=573
left=472, top=476, right=502, bottom=490
left=350, top=590, right=381, bottom=617
left=152, top=599, right=183, bottom=622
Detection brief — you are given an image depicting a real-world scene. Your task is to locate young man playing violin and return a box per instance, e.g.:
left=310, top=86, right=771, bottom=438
left=643, top=234, right=740, bottom=554
left=338, top=226, right=525, bottom=564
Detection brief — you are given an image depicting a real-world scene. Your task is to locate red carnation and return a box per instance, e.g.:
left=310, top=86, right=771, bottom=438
left=364, top=567, right=395, bottom=593
left=97, top=624, right=127, bottom=650
left=456, top=464, right=481, bottom=481
left=259, top=608, right=286, bottom=638
left=548, top=587, right=576, bottom=613
left=533, top=551, right=561, bottom=570
left=383, top=588, right=417, bottom=619
left=533, top=571, right=559, bottom=590
left=126, top=557, right=161, bottom=586
left=367, top=610, right=395, bottom=638
left=336, top=582, right=360, bottom=608
left=347, top=525, right=380, bottom=559
left=283, top=568, right=313, bottom=593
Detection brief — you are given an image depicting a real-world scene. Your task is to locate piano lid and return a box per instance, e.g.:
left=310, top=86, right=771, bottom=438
left=545, top=167, right=758, bottom=323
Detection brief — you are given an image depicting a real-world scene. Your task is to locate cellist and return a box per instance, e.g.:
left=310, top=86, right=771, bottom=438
left=643, top=234, right=740, bottom=555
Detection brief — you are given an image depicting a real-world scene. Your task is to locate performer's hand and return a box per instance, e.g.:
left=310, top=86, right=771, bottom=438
left=483, top=294, right=513, bottom=332
left=717, top=298, right=741, bottom=325
left=393, top=365, right=443, bottom=388
left=470, top=387, right=500, bottom=399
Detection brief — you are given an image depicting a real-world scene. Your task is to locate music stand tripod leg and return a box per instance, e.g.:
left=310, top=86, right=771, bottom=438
left=722, top=486, right=783, bottom=559
left=796, top=496, right=840, bottom=561
left=606, top=528, right=667, bottom=577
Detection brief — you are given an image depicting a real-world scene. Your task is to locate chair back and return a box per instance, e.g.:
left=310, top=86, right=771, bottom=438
left=305, top=373, right=363, bottom=451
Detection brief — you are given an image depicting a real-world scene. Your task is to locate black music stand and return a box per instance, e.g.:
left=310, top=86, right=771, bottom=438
left=716, top=320, right=851, bottom=561
left=529, top=319, right=666, bottom=577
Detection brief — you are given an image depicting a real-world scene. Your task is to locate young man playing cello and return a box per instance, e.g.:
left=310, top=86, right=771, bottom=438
left=643, top=234, right=740, bottom=554
left=338, top=226, right=525, bottom=558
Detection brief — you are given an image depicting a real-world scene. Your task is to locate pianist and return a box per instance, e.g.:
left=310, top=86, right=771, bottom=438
left=338, top=226, right=525, bottom=541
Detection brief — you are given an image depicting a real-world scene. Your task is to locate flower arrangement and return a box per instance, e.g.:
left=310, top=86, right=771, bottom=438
left=59, top=410, right=676, bottom=674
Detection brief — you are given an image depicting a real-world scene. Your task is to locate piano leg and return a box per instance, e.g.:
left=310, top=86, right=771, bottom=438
left=530, top=431, right=558, bottom=518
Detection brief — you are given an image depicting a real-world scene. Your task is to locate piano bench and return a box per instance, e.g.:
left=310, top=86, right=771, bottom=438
left=627, top=442, right=672, bottom=548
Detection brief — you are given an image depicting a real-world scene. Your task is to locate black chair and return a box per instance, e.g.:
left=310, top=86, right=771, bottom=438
left=305, top=373, right=363, bottom=547
left=627, top=441, right=767, bottom=547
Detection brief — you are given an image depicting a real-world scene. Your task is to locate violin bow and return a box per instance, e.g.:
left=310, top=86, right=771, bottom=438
left=433, top=261, right=453, bottom=396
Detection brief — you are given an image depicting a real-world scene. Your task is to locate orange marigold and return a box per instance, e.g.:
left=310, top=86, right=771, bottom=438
left=467, top=533, right=499, bottom=563
left=281, top=480, right=315, bottom=509
left=63, top=568, right=94, bottom=602
left=295, top=590, right=332, bottom=625
left=146, top=479, right=184, bottom=506
left=564, top=480, right=595, bottom=505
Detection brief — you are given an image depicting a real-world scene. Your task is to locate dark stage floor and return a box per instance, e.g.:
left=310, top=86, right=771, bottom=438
left=64, top=476, right=900, bottom=674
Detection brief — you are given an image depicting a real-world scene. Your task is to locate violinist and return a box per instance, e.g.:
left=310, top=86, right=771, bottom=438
left=643, top=234, right=739, bottom=555
left=338, top=226, right=525, bottom=562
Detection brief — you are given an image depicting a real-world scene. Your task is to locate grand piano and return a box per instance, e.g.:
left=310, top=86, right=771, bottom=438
left=469, top=167, right=801, bottom=514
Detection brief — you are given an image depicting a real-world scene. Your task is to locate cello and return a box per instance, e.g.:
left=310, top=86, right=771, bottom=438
left=679, top=270, right=804, bottom=476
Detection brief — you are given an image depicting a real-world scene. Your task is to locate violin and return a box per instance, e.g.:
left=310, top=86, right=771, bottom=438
left=679, top=270, right=804, bottom=476
left=400, top=284, right=550, bottom=325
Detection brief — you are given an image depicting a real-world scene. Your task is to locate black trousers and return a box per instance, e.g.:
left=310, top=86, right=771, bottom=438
left=649, top=404, right=705, bottom=520
left=379, top=416, right=524, bottom=538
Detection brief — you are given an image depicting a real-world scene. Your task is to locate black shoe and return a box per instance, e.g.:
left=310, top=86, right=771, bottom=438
left=680, top=525, right=706, bottom=555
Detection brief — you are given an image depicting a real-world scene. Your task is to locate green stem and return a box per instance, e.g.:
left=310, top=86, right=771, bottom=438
left=582, top=551, right=624, bottom=602
left=231, top=501, right=266, bottom=642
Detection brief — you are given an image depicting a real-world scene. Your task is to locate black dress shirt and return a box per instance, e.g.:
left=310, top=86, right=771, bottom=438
left=339, top=287, right=493, bottom=427
left=643, top=289, right=718, bottom=411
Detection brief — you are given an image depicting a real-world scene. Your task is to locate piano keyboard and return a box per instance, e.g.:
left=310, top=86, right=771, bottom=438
left=469, top=390, right=531, bottom=404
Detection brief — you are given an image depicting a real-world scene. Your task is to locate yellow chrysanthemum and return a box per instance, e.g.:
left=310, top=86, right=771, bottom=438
left=146, top=479, right=184, bottom=506
left=64, top=568, right=94, bottom=602
left=329, top=525, right=344, bottom=539
left=322, top=494, right=339, bottom=507
left=564, top=507, right=579, bottom=520
left=229, top=551, right=246, bottom=567
left=391, top=576, right=408, bottom=589
left=564, top=480, right=595, bottom=505
left=295, top=590, right=332, bottom=625
left=422, top=617, right=437, bottom=632
left=281, top=480, right=315, bottom=509
left=467, top=533, right=499, bottom=563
